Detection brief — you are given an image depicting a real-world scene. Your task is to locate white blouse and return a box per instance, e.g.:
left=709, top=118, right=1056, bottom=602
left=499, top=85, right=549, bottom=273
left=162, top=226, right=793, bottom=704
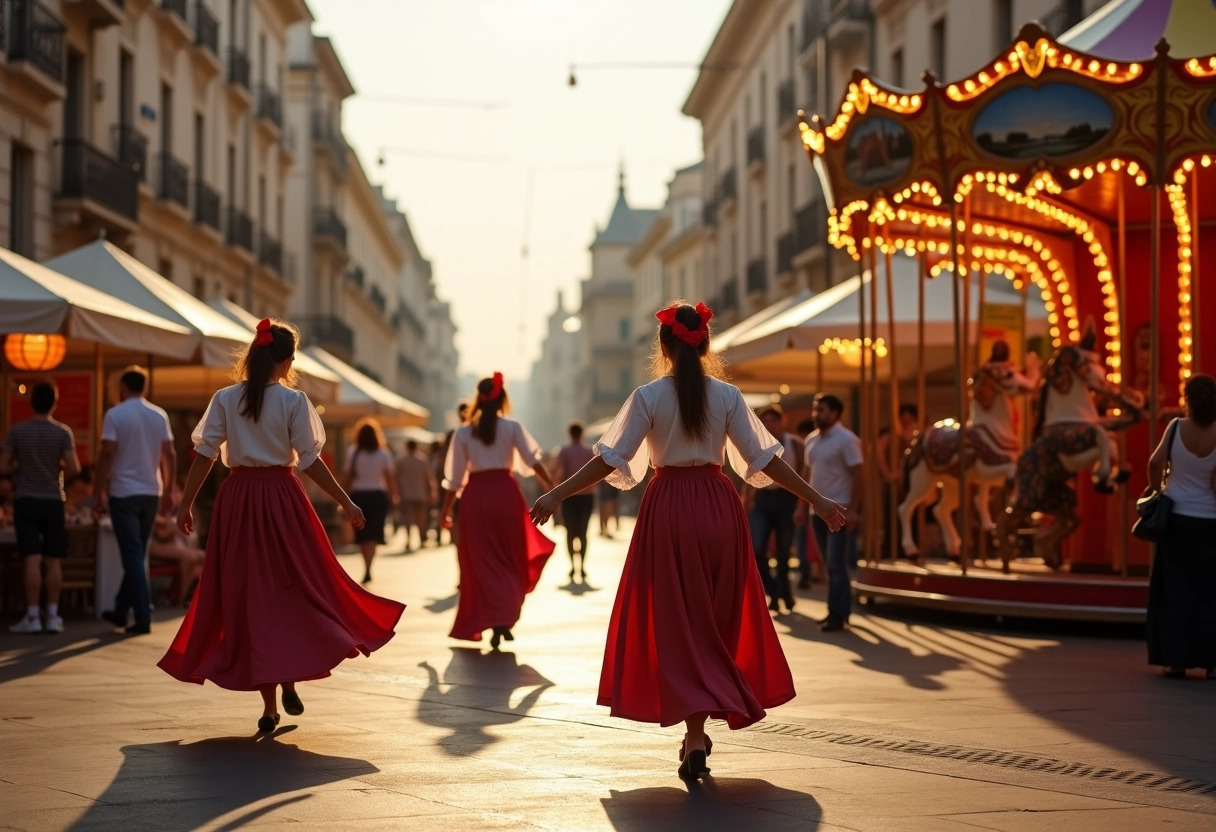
left=595, top=376, right=783, bottom=490
left=443, top=418, right=545, bottom=493
left=192, top=382, right=326, bottom=469
left=346, top=447, right=394, bottom=492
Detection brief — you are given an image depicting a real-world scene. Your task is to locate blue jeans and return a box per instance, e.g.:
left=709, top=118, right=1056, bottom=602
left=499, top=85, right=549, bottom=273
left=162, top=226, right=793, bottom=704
left=812, top=515, right=857, bottom=620
left=109, top=495, right=159, bottom=627
left=750, top=489, right=797, bottom=601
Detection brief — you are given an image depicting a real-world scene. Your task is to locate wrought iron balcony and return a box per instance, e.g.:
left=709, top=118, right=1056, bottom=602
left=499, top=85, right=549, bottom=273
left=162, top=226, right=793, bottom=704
left=346, top=264, right=365, bottom=289
left=225, top=206, right=254, bottom=252
left=827, top=0, right=870, bottom=50
left=795, top=200, right=826, bottom=254
left=777, top=79, right=796, bottom=126
left=193, top=3, right=219, bottom=56
left=258, top=231, right=282, bottom=272
left=8, top=0, right=66, bottom=84
left=193, top=180, right=220, bottom=230
left=300, top=315, right=354, bottom=360
left=718, top=168, right=737, bottom=203
left=112, top=123, right=147, bottom=181
left=226, top=48, right=250, bottom=90
left=160, top=0, right=187, bottom=21
left=746, top=258, right=767, bottom=294
left=719, top=278, right=740, bottom=312
left=256, top=84, right=282, bottom=128
left=747, top=127, right=766, bottom=167
left=702, top=198, right=719, bottom=227
left=311, top=114, right=349, bottom=171
left=58, top=138, right=138, bottom=220
left=157, top=153, right=189, bottom=208
left=313, top=208, right=348, bottom=249
left=777, top=231, right=796, bottom=275
left=368, top=285, right=387, bottom=315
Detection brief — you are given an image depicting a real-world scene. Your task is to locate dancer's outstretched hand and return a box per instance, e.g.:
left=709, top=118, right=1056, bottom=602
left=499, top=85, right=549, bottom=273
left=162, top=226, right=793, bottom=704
left=812, top=495, right=848, bottom=532
left=530, top=491, right=561, bottom=526
left=343, top=500, right=366, bottom=530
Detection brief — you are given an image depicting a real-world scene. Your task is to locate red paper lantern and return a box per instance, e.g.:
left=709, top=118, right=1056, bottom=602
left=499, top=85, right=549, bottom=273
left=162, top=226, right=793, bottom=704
left=4, top=333, right=67, bottom=372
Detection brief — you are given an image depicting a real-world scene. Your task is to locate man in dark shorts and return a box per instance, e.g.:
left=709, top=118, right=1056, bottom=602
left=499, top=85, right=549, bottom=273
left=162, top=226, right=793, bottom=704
left=555, top=421, right=596, bottom=582
left=1, top=382, right=81, bottom=634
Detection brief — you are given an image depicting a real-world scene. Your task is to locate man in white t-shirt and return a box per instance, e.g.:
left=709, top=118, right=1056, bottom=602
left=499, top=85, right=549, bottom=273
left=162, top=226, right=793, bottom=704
left=94, top=367, right=175, bottom=635
left=804, top=394, right=863, bottom=632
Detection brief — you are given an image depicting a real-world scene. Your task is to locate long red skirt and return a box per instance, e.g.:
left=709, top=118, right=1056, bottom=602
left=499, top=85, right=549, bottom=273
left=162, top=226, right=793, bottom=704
left=158, top=467, right=405, bottom=691
left=598, top=465, right=795, bottom=729
left=450, top=469, right=555, bottom=641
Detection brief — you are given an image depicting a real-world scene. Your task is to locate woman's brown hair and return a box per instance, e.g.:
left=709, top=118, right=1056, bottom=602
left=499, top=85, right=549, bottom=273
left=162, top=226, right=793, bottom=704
left=468, top=376, right=510, bottom=446
left=236, top=319, right=299, bottom=422
left=1185, top=374, right=1216, bottom=426
left=650, top=301, right=725, bottom=440
left=353, top=417, right=386, bottom=451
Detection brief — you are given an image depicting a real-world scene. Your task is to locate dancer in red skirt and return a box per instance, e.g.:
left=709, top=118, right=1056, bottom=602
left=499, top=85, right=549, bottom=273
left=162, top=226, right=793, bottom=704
left=530, top=302, right=846, bottom=780
left=158, top=319, right=405, bottom=733
left=440, top=373, right=555, bottom=649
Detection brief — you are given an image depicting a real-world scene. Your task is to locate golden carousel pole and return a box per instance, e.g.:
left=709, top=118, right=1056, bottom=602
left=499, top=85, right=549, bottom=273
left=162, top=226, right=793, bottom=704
left=916, top=245, right=928, bottom=567
left=869, top=226, right=881, bottom=563
left=1192, top=172, right=1202, bottom=374
left=885, top=246, right=900, bottom=563
left=858, top=239, right=870, bottom=562
left=1117, top=175, right=1130, bottom=577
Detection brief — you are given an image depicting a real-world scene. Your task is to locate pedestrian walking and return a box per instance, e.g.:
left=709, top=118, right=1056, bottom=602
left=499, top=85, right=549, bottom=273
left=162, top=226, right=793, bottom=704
left=744, top=404, right=805, bottom=614
left=158, top=318, right=404, bottom=734
left=530, top=302, right=845, bottom=781
left=1, top=382, right=81, bottom=634
left=805, top=394, right=864, bottom=633
left=343, top=418, right=398, bottom=584
left=93, top=367, right=176, bottom=635
left=395, top=439, right=435, bottom=552
left=440, top=373, right=555, bottom=648
left=432, top=402, right=469, bottom=547
left=555, top=421, right=596, bottom=583
left=1145, top=374, right=1216, bottom=679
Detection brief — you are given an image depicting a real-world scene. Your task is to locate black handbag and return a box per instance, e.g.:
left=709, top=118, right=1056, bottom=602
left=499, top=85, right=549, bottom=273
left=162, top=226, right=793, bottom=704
left=1132, top=419, right=1179, bottom=543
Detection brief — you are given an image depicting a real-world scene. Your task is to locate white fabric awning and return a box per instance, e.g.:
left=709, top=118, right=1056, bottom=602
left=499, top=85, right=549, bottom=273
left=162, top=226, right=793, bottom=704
left=45, top=240, right=251, bottom=367
left=0, top=246, right=196, bottom=358
left=304, top=346, right=430, bottom=427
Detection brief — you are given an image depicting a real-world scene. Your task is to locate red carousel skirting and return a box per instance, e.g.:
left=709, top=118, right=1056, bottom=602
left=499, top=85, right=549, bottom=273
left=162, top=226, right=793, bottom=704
left=853, top=560, right=1147, bottom=623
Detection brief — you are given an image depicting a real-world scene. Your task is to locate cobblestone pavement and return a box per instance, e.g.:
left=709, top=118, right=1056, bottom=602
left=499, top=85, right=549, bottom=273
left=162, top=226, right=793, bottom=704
left=1, top=519, right=1214, bottom=831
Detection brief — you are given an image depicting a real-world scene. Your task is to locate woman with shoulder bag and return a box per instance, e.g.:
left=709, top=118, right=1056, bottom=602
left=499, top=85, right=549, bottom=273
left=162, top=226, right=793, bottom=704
left=1144, top=374, right=1216, bottom=680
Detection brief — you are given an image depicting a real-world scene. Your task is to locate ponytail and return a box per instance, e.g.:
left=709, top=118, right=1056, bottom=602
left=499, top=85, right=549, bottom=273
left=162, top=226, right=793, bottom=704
left=652, top=302, right=725, bottom=440
left=236, top=319, right=299, bottom=422
left=469, top=374, right=509, bottom=445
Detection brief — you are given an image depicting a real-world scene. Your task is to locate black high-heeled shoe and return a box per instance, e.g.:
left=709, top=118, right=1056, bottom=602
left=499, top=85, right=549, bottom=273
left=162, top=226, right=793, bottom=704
left=678, top=749, right=710, bottom=780
left=257, top=714, right=280, bottom=733
left=678, top=733, right=713, bottom=761
left=489, top=629, right=502, bottom=650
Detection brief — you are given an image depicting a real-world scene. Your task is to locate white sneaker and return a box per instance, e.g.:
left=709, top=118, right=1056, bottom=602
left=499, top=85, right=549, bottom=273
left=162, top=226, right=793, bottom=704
left=44, top=615, right=64, bottom=634
left=9, top=616, right=42, bottom=634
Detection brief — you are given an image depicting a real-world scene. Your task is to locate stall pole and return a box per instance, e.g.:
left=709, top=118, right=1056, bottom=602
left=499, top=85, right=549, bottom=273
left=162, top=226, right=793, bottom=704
left=94, top=343, right=104, bottom=462
left=1149, top=188, right=1162, bottom=448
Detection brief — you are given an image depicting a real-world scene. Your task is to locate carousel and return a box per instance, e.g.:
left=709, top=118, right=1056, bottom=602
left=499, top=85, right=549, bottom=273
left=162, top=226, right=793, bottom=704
left=793, top=2, right=1216, bottom=621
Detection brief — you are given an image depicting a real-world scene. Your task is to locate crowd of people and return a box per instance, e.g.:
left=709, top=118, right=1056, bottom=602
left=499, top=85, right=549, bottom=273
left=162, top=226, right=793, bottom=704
left=3, top=304, right=1214, bottom=780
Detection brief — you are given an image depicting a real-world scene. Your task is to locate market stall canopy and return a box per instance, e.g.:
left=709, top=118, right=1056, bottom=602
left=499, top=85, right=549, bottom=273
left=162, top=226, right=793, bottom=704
left=1059, top=0, right=1216, bottom=60
left=0, top=246, right=196, bottom=358
left=201, top=297, right=341, bottom=403
left=722, top=256, right=1046, bottom=390
left=713, top=289, right=812, bottom=354
left=44, top=240, right=250, bottom=367
left=303, top=345, right=429, bottom=427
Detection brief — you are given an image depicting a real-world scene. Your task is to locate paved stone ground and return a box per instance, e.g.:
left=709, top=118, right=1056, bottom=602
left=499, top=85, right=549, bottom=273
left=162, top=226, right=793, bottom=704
left=1, top=518, right=1214, bottom=831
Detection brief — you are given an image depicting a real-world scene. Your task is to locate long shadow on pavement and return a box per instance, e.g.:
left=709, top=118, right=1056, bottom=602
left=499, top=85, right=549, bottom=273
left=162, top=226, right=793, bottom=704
left=777, top=610, right=963, bottom=690
left=602, top=779, right=821, bottom=830
left=0, top=630, right=123, bottom=686
left=65, top=736, right=378, bottom=832
left=416, top=647, right=553, bottom=757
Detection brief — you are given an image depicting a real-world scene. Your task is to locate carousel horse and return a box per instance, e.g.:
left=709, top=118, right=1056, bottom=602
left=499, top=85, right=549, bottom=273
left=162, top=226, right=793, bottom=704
left=997, top=332, right=1143, bottom=571
left=897, top=342, right=1040, bottom=558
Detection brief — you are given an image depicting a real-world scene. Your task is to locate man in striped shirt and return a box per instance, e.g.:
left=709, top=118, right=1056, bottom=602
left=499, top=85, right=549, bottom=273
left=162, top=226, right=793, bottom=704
left=0, top=382, right=80, bottom=634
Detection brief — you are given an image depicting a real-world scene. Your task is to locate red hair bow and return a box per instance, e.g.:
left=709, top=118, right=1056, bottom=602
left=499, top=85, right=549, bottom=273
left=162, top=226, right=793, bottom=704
left=253, top=318, right=274, bottom=348
left=479, top=371, right=504, bottom=402
left=655, top=302, right=713, bottom=347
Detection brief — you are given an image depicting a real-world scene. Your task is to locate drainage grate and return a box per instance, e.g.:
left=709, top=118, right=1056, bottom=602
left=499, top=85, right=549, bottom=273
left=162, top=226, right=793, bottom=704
left=744, top=722, right=1216, bottom=795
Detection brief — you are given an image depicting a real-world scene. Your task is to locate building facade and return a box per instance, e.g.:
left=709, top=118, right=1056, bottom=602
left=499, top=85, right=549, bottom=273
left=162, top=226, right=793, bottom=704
left=578, top=174, right=659, bottom=423
left=683, top=0, right=1104, bottom=329
left=424, top=291, right=460, bottom=434
left=627, top=162, right=704, bottom=373
left=524, top=289, right=581, bottom=449
left=0, top=0, right=308, bottom=314
left=378, top=187, right=432, bottom=405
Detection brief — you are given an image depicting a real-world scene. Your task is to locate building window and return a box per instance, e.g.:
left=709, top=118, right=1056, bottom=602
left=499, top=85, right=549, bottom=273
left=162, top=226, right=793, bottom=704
left=159, top=259, right=172, bottom=280
left=994, top=0, right=1013, bottom=48
left=930, top=18, right=946, bottom=80
left=891, top=48, right=904, bottom=88
left=9, top=143, right=34, bottom=257
left=192, top=276, right=205, bottom=299
left=619, top=318, right=630, bottom=342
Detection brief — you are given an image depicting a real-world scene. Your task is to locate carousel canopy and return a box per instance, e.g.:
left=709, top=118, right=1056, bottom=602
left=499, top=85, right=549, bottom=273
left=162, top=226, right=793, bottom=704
left=1060, top=0, right=1216, bottom=60
left=0, top=247, right=196, bottom=359
left=45, top=241, right=253, bottom=368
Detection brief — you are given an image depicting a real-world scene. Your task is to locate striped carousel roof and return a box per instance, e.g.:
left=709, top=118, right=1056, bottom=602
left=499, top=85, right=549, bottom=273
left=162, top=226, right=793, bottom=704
left=1060, top=0, right=1216, bottom=60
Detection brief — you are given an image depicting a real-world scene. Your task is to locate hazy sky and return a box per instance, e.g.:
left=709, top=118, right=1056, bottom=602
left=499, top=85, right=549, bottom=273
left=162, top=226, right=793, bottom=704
left=305, top=0, right=733, bottom=381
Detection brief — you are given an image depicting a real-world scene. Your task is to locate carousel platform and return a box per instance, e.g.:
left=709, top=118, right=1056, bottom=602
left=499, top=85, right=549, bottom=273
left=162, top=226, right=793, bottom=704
left=853, top=558, right=1148, bottom=623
